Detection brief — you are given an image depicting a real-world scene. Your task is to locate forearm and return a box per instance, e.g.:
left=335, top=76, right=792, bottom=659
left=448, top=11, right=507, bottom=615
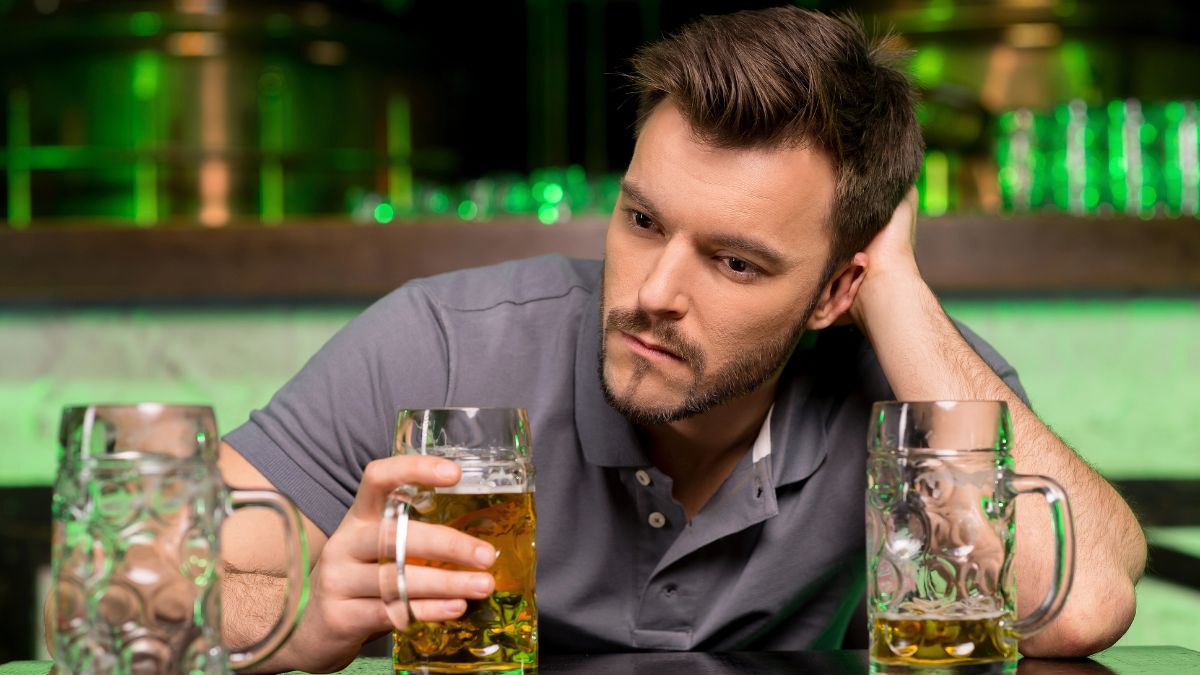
left=221, top=567, right=297, bottom=674
left=223, top=566, right=361, bottom=675
left=857, top=270, right=1146, bottom=655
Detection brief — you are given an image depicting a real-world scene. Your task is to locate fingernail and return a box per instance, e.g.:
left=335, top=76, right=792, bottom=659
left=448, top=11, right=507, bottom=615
left=469, top=575, right=493, bottom=594
left=474, top=544, right=497, bottom=567
left=440, top=599, right=467, bottom=615
left=435, top=462, right=458, bottom=480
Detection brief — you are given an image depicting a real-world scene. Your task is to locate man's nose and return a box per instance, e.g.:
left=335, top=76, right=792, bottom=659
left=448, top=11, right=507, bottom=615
left=637, top=241, right=690, bottom=320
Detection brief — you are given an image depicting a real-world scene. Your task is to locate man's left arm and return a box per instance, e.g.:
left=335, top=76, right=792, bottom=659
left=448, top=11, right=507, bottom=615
left=846, top=191, right=1146, bottom=657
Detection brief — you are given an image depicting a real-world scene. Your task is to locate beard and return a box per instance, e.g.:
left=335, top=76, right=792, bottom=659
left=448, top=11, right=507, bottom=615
left=598, top=288, right=822, bottom=426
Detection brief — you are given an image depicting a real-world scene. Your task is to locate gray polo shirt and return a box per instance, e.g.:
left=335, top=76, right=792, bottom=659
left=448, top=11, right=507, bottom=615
left=225, top=254, right=1026, bottom=653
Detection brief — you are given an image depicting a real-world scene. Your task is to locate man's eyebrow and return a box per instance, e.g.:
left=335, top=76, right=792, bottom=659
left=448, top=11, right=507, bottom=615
left=622, top=177, right=792, bottom=270
left=707, top=233, right=791, bottom=270
left=619, top=179, right=662, bottom=221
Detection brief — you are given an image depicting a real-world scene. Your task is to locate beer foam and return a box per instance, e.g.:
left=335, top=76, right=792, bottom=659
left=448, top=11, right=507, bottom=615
left=435, top=483, right=530, bottom=495
left=877, top=610, right=1008, bottom=622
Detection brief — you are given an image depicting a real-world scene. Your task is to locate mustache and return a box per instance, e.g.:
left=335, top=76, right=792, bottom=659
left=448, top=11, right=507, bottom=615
left=605, top=306, right=705, bottom=369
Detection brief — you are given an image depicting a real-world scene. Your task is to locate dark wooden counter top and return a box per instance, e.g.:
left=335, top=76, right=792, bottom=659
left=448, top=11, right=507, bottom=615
left=2, top=215, right=1198, bottom=302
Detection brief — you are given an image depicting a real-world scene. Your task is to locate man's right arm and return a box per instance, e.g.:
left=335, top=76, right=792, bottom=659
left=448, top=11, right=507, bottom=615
left=219, top=442, right=501, bottom=674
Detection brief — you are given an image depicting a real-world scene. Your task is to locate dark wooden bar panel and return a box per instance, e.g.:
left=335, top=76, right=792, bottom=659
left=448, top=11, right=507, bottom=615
left=916, top=216, right=1200, bottom=293
left=2, top=215, right=1198, bottom=301
left=0, top=219, right=610, bottom=301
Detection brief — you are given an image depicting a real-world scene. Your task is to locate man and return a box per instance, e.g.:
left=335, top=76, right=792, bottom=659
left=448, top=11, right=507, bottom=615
left=218, top=8, right=1144, bottom=672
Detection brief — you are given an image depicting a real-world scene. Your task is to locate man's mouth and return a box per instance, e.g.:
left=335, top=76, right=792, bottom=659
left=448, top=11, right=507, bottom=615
left=621, top=331, right=686, bottom=362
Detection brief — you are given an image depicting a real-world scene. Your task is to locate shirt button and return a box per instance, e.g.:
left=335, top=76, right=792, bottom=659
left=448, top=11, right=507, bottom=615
left=647, top=511, right=667, bottom=528
left=635, top=470, right=652, bottom=486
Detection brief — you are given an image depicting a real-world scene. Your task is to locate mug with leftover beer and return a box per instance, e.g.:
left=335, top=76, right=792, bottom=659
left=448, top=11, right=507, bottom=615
left=52, top=404, right=309, bottom=674
left=867, top=401, right=1075, bottom=673
left=380, top=407, right=537, bottom=674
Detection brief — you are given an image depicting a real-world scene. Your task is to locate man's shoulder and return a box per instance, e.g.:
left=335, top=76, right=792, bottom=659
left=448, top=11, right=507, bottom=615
left=793, top=317, right=1026, bottom=403
left=402, top=254, right=601, bottom=313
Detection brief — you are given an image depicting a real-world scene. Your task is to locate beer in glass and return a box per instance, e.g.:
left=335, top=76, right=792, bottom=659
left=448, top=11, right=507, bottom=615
left=382, top=408, right=536, bottom=674
left=866, top=401, right=1075, bottom=673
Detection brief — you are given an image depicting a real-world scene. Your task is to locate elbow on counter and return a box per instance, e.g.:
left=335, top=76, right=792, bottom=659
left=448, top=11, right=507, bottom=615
left=1019, top=574, right=1138, bottom=658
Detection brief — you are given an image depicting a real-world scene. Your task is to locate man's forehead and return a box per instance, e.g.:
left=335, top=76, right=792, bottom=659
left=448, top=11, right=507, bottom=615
left=629, top=103, right=835, bottom=219
left=621, top=149, right=834, bottom=268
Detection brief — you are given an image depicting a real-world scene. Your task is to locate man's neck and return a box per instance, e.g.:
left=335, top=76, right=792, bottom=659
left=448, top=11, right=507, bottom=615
left=640, top=374, right=780, bottom=520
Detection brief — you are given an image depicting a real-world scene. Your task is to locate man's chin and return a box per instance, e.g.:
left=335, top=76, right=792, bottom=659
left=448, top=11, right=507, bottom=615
left=608, top=396, right=696, bottom=426
left=601, top=373, right=688, bottom=425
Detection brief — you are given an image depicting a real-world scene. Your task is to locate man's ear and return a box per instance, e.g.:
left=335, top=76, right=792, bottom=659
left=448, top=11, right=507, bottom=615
left=806, top=252, right=868, bottom=330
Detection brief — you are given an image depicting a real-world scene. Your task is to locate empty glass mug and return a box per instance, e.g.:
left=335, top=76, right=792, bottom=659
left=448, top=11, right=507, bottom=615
left=867, top=401, right=1075, bottom=673
left=380, top=407, right=537, bottom=674
left=52, top=404, right=309, bottom=674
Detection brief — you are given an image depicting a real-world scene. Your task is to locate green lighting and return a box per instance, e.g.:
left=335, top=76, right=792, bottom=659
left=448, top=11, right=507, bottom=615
left=428, top=190, right=450, bottom=213
left=387, top=94, right=413, bottom=213
left=259, top=64, right=286, bottom=223
left=505, top=182, right=534, bottom=212
left=457, top=200, right=479, bottom=220
left=132, top=50, right=159, bottom=102
left=537, top=204, right=559, bottom=224
left=1060, top=42, right=1093, bottom=97
left=1142, top=186, right=1158, bottom=208
left=373, top=203, right=395, bottom=224
left=261, top=163, right=284, bottom=224
left=922, top=0, right=955, bottom=24
left=922, top=151, right=950, bottom=216
left=542, top=183, right=564, bottom=204
left=259, top=69, right=284, bottom=97
left=130, top=11, right=162, bottom=37
left=1055, top=0, right=1079, bottom=17
left=910, top=47, right=945, bottom=88
left=135, top=162, right=158, bottom=226
left=7, top=89, right=31, bottom=227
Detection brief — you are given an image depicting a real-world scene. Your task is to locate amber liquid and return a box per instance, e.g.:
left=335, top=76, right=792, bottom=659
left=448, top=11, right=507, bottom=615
left=870, top=612, right=1018, bottom=666
left=394, top=489, right=537, bottom=674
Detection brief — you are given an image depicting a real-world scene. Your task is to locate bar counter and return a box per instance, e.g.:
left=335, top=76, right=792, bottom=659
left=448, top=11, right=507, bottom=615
left=2, top=647, right=1198, bottom=674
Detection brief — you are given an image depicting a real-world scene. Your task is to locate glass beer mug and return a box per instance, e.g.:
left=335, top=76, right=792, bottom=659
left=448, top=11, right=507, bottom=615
left=52, top=404, right=308, bottom=674
left=380, top=407, right=537, bottom=674
left=867, top=401, right=1075, bottom=673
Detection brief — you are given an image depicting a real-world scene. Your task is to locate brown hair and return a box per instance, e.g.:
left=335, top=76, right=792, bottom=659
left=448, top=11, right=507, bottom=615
left=628, top=7, right=924, bottom=275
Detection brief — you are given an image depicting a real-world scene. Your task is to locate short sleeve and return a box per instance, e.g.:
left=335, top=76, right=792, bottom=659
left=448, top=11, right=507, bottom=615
left=224, top=283, right=450, bottom=536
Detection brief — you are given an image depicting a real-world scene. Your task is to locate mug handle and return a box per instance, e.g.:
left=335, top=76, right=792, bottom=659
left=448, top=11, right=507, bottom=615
left=379, top=485, right=436, bottom=630
left=1008, top=474, right=1076, bottom=638
left=226, top=489, right=310, bottom=671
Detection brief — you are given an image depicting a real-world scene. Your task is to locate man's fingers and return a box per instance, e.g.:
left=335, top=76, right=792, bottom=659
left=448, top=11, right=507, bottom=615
left=409, top=599, right=469, bottom=624
left=406, top=522, right=497, bottom=569
left=356, top=519, right=495, bottom=570
left=405, top=565, right=495, bottom=600
left=377, top=599, right=471, bottom=631
left=350, top=455, right=461, bottom=517
left=331, top=558, right=494, bottom=600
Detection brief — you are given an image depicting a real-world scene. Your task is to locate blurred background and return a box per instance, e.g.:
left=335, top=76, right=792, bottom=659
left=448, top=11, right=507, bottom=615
left=1, top=0, right=1198, bottom=662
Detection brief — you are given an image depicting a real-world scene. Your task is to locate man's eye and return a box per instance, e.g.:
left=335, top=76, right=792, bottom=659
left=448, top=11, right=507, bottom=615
left=720, top=256, right=760, bottom=279
left=631, top=210, right=653, bottom=229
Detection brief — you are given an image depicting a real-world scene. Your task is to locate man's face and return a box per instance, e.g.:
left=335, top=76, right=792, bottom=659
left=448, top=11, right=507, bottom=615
left=600, top=102, right=837, bottom=425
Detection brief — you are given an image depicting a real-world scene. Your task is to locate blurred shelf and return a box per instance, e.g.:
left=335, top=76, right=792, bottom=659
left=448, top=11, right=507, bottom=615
left=915, top=215, right=1200, bottom=295
left=1, top=215, right=1198, bottom=302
